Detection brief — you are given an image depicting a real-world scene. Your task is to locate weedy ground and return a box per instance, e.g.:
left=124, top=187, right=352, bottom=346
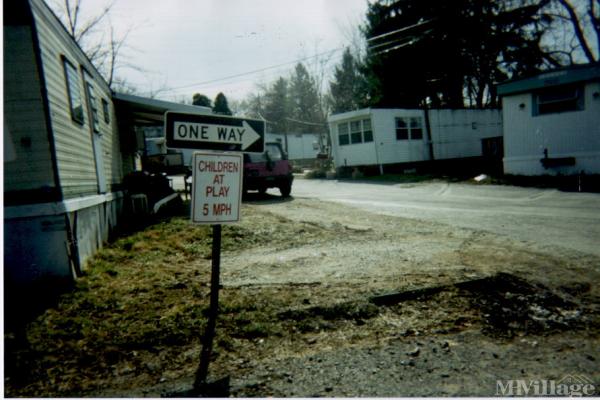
left=4, top=198, right=600, bottom=397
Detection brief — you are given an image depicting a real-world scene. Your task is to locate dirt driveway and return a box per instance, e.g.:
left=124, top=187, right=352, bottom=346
left=5, top=184, right=600, bottom=397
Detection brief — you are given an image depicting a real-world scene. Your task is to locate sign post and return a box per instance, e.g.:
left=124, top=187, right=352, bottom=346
left=189, top=152, right=243, bottom=392
left=164, top=111, right=263, bottom=395
left=194, top=223, right=221, bottom=391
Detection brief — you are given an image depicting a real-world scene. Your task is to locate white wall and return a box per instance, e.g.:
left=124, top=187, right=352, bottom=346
left=328, top=108, right=501, bottom=169
left=266, top=133, right=321, bottom=160
left=329, top=109, right=378, bottom=168
left=372, top=109, right=429, bottom=165
left=429, top=109, right=502, bottom=160
left=503, top=81, right=600, bottom=175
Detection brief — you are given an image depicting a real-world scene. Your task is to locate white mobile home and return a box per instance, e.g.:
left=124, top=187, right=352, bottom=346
left=4, top=0, right=218, bottom=296
left=266, top=132, right=322, bottom=165
left=4, top=0, right=135, bottom=285
left=497, top=64, right=600, bottom=176
left=328, top=108, right=502, bottom=172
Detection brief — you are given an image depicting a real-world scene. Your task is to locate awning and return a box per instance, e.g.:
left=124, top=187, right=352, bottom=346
left=113, top=92, right=212, bottom=126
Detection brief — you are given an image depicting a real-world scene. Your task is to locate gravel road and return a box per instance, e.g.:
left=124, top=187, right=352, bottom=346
left=285, top=178, right=600, bottom=256
left=222, top=188, right=600, bottom=397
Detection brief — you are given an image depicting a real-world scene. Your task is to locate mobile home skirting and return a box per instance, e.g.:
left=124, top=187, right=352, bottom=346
left=4, top=192, right=124, bottom=284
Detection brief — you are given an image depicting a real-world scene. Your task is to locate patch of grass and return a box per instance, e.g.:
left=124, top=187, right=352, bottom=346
left=279, top=301, right=380, bottom=323
left=235, top=322, right=272, bottom=339
left=4, top=206, right=349, bottom=397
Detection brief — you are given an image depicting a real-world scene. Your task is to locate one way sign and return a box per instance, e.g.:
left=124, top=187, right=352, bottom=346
left=165, top=112, right=265, bottom=153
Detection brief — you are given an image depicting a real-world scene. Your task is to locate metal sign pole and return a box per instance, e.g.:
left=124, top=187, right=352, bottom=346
left=164, top=109, right=260, bottom=395
left=194, top=223, right=222, bottom=391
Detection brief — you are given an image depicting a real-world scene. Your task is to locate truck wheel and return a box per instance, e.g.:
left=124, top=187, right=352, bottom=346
left=279, top=182, right=291, bottom=198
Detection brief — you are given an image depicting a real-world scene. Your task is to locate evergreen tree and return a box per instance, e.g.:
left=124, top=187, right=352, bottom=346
left=362, top=0, right=549, bottom=108
left=263, top=77, right=290, bottom=133
left=212, top=92, right=233, bottom=115
left=328, top=48, right=367, bottom=113
left=192, top=93, right=211, bottom=107
left=288, top=63, right=325, bottom=133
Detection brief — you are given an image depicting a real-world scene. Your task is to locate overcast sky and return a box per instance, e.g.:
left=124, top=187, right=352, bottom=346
left=58, top=0, right=369, bottom=103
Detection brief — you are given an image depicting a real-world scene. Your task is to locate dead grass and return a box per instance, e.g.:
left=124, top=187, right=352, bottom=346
left=3, top=205, right=359, bottom=396
left=5, top=203, right=600, bottom=397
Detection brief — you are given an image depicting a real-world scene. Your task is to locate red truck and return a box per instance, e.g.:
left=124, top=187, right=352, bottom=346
left=243, top=142, right=293, bottom=197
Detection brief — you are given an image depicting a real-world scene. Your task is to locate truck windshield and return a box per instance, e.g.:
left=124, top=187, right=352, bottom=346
left=246, top=143, right=283, bottom=163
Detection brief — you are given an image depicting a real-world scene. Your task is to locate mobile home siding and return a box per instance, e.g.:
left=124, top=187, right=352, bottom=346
left=429, top=109, right=502, bottom=160
left=30, top=0, right=122, bottom=197
left=372, top=109, right=428, bottom=165
left=328, top=108, right=502, bottom=169
left=5, top=1, right=129, bottom=288
left=3, top=22, right=55, bottom=193
left=329, top=109, right=430, bottom=168
left=330, top=110, right=378, bottom=167
left=266, top=132, right=321, bottom=162
left=502, top=81, right=600, bottom=175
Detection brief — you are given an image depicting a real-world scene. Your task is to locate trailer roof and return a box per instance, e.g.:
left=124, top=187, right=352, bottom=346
left=497, top=63, right=600, bottom=96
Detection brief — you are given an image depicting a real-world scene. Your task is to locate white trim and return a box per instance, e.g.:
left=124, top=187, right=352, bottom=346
left=328, top=108, right=372, bottom=122
left=4, top=191, right=124, bottom=219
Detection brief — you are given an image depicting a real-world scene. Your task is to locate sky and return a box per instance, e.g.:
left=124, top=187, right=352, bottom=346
left=57, top=0, right=369, bottom=103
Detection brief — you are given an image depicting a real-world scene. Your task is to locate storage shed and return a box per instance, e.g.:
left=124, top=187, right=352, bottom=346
left=328, top=108, right=502, bottom=173
left=497, top=64, right=600, bottom=176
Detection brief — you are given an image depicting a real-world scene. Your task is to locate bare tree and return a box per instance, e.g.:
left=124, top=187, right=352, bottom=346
left=541, top=0, right=599, bottom=65
left=48, top=0, right=138, bottom=88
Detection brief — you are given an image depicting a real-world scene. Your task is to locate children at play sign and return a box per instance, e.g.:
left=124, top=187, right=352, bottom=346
left=191, top=152, right=243, bottom=224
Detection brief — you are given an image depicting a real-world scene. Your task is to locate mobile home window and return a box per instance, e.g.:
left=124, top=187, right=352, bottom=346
left=338, top=122, right=350, bottom=146
left=350, top=120, right=362, bottom=144
left=86, top=83, right=100, bottom=133
left=62, top=58, right=84, bottom=124
left=363, top=119, right=373, bottom=142
left=534, top=84, right=584, bottom=115
left=410, top=117, right=423, bottom=140
left=396, top=118, right=409, bottom=140
left=102, top=99, right=110, bottom=124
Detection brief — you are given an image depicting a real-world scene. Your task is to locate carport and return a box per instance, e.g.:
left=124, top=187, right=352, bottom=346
left=112, top=93, right=212, bottom=212
left=113, top=92, right=212, bottom=170
left=113, top=92, right=212, bottom=126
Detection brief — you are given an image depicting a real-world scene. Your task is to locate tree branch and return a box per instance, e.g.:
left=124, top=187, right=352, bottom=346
left=63, top=0, right=77, bottom=37
left=589, top=0, right=600, bottom=57
left=75, top=1, right=113, bottom=43
left=556, top=0, right=597, bottom=62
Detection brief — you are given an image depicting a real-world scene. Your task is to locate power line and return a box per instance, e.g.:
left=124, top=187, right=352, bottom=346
left=285, top=117, right=327, bottom=127
left=369, top=28, right=434, bottom=56
left=167, top=51, right=346, bottom=93
left=161, top=47, right=345, bottom=93
left=367, top=18, right=435, bottom=43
